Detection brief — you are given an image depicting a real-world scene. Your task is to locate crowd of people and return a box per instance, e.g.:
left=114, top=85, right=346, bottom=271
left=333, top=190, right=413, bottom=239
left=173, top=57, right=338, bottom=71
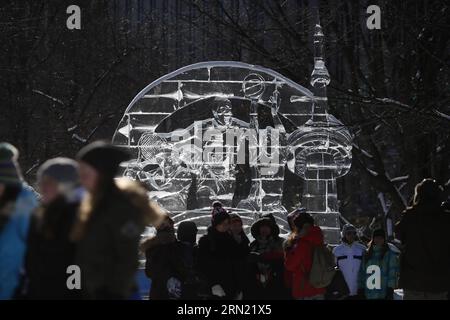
left=0, top=141, right=449, bottom=300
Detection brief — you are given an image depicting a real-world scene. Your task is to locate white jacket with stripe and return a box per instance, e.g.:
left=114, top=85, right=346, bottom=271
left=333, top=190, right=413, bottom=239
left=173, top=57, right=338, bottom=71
left=332, top=241, right=367, bottom=296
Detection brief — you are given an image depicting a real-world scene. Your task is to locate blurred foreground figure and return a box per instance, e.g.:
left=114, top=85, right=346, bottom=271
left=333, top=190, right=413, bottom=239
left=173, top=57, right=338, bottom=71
left=24, top=158, right=82, bottom=299
left=395, top=179, right=450, bottom=300
left=0, top=143, right=38, bottom=299
left=71, top=141, right=162, bottom=299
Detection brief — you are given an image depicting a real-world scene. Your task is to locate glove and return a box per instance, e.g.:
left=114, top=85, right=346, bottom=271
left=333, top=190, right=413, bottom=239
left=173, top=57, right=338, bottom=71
left=211, top=284, right=226, bottom=297
left=167, top=277, right=182, bottom=299
left=385, top=287, right=394, bottom=300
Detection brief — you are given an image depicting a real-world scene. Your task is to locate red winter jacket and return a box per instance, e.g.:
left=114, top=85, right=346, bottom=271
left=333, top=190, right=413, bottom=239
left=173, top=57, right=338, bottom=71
left=284, top=226, right=326, bottom=299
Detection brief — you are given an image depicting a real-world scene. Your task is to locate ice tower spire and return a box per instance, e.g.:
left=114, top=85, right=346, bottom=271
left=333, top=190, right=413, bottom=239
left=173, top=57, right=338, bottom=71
left=310, top=9, right=330, bottom=90
left=287, top=0, right=353, bottom=245
left=309, top=1, right=330, bottom=122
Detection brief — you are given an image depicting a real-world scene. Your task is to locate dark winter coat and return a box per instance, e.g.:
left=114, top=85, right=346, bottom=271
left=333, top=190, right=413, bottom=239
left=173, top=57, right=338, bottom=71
left=395, top=203, right=450, bottom=292
left=24, top=197, right=80, bottom=299
left=230, top=230, right=250, bottom=290
left=246, top=217, right=288, bottom=299
left=197, top=227, right=245, bottom=299
left=74, top=182, right=147, bottom=299
left=178, top=241, right=203, bottom=299
left=143, top=230, right=187, bottom=300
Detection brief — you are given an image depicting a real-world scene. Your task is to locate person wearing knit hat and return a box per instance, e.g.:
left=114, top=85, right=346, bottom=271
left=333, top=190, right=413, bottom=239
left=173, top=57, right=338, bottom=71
left=211, top=206, right=230, bottom=230
left=0, top=142, right=38, bottom=299
left=341, top=223, right=357, bottom=240
left=0, top=142, right=23, bottom=186
left=37, top=157, right=81, bottom=205
left=357, top=227, right=399, bottom=300
left=332, top=224, right=366, bottom=298
left=212, top=201, right=223, bottom=209
left=24, top=157, right=82, bottom=299
left=71, top=141, right=151, bottom=299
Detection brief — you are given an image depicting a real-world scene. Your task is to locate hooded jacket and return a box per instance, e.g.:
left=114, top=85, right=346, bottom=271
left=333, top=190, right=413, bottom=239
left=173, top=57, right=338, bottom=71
left=142, top=230, right=187, bottom=300
left=247, top=217, right=287, bottom=299
left=358, top=246, right=399, bottom=299
left=284, top=225, right=326, bottom=298
left=0, top=185, right=38, bottom=299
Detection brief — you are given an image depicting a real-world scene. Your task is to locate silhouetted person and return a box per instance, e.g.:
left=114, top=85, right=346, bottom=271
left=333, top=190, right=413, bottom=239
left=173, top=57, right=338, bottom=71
left=395, top=179, right=450, bottom=300
left=142, top=214, right=186, bottom=300
left=177, top=221, right=200, bottom=299
left=247, top=215, right=287, bottom=299
left=197, top=206, right=242, bottom=299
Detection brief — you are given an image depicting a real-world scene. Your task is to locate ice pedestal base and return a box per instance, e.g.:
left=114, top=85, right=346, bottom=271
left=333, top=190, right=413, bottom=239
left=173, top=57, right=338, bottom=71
left=311, top=212, right=341, bottom=245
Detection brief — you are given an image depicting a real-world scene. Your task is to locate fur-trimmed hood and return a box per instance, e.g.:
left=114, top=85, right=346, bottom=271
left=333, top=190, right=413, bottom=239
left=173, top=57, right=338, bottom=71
left=115, top=178, right=166, bottom=226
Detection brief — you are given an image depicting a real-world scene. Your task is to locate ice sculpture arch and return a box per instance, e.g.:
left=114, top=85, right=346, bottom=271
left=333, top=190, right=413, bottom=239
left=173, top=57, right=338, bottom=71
left=112, top=61, right=352, bottom=242
left=119, top=61, right=315, bottom=116
left=112, top=61, right=321, bottom=236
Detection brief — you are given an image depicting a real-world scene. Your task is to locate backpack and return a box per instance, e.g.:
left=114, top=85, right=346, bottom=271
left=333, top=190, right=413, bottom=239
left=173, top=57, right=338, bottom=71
left=308, top=244, right=336, bottom=288
left=325, top=269, right=350, bottom=300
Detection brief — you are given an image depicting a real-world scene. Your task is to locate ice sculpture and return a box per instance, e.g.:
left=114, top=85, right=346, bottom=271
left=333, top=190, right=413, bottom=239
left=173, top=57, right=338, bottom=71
left=112, top=62, right=316, bottom=235
left=112, top=12, right=352, bottom=241
left=287, top=13, right=352, bottom=244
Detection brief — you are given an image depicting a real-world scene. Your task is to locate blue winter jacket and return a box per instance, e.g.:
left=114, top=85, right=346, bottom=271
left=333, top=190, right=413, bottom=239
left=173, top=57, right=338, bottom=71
left=0, top=185, right=38, bottom=299
left=358, top=245, right=399, bottom=299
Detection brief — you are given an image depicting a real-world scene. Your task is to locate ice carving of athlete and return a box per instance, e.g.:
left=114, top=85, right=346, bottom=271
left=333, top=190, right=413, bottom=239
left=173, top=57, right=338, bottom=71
left=195, top=97, right=249, bottom=208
